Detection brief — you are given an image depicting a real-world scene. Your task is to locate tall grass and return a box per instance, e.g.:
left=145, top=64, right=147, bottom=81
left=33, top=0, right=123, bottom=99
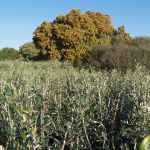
left=0, top=61, right=149, bottom=149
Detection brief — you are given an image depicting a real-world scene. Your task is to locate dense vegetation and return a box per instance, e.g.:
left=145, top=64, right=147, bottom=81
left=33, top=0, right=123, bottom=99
left=1, top=37, right=150, bottom=73
left=33, top=9, right=131, bottom=61
left=1, top=10, right=150, bottom=73
left=0, top=9, right=150, bottom=149
left=78, top=37, right=150, bottom=72
left=0, top=61, right=149, bottom=149
left=19, top=42, right=39, bottom=60
left=0, top=47, right=19, bottom=61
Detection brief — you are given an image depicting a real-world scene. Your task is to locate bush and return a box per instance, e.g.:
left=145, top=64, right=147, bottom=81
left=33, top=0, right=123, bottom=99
left=0, top=47, right=19, bottom=61
left=19, top=42, right=39, bottom=60
left=79, top=42, right=150, bottom=71
left=132, top=37, right=150, bottom=49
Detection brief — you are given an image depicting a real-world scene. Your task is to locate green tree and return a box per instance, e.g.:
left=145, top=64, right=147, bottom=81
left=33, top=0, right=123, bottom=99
left=19, top=42, right=39, bottom=60
left=0, top=47, right=19, bottom=60
left=33, top=9, right=131, bottom=61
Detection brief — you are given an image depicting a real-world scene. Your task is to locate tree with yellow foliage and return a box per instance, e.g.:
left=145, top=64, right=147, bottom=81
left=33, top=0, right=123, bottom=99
left=33, top=9, right=131, bottom=61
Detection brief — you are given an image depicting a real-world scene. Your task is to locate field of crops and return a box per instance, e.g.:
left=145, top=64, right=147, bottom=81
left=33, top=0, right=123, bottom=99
left=0, top=61, right=150, bottom=149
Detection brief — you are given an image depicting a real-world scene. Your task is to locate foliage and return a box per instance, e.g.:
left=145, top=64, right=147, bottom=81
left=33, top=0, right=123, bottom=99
left=0, top=47, right=19, bottom=61
left=19, top=42, right=39, bottom=60
left=0, top=61, right=149, bottom=149
left=112, top=26, right=131, bottom=44
left=78, top=41, right=150, bottom=72
left=140, top=135, right=150, bottom=150
left=132, top=37, right=150, bottom=50
left=33, top=9, right=131, bottom=61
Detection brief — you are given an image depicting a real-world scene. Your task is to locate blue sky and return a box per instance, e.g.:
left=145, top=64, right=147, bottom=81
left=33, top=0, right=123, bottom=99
left=0, top=0, right=150, bottom=49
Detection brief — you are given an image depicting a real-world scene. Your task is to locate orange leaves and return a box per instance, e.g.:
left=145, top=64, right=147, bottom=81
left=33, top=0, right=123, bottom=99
left=33, top=9, right=131, bottom=61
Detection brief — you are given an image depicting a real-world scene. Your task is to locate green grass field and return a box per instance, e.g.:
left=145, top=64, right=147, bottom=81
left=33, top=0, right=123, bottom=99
left=0, top=61, right=149, bottom=149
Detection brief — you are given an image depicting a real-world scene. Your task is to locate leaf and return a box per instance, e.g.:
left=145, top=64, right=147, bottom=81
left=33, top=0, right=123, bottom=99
left=22, top=108, right=33, bottom=115
left=140, top=135, right=150, bottom=150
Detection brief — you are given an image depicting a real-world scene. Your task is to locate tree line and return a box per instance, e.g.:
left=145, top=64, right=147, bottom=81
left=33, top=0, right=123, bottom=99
left=0, top=9, right=150, bottom=71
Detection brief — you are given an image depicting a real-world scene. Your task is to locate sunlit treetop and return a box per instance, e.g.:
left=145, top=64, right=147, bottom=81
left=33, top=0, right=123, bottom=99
left=33, top=9, right=131, bottom=61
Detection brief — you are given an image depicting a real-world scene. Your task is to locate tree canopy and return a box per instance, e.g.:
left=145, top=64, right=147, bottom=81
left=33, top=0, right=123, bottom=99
left=0, top=47, right=19, bottom=60
left=19, top=42, right=39, bottom=60
left=33, top=9, right=131, bottom=61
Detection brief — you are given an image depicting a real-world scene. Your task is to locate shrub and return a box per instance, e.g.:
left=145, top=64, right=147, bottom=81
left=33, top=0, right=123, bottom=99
left=19, top=42, right=39, bottom=60
left=132, top=37, right=150, bottom=48
left=79, top=42, right=150, bottom=71
left=0, top=47, right=19, bottom=61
